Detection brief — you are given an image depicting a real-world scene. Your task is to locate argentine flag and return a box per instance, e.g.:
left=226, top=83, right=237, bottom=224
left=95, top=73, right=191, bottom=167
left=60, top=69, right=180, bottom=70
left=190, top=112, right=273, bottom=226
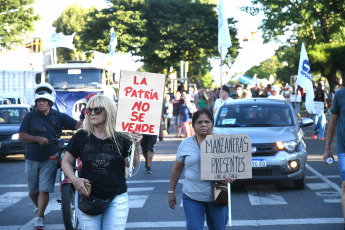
left=296, top=42, right=314, bottom=113
left=109, top=27, right=117, bottom=58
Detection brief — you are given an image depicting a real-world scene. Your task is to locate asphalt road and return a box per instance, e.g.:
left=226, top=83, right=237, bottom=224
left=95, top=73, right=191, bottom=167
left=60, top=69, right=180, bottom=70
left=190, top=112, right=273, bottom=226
left=0, top=123, right=344, bottom=230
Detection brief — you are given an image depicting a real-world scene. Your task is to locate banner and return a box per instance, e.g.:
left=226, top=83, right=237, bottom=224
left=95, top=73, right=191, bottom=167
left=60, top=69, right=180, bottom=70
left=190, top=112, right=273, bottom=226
left=109, top=27, right=117, bottom=58
left=218, top=0, right=232, bottom=59
left=296, top=42, right=314, bottom=113
left=200, top=134, right=252, bottom=181
left=43, top=32, right=75, bottom=50
left=313, top=101, right=324, bottom=115
left=115, top=71, right=165, bottom=135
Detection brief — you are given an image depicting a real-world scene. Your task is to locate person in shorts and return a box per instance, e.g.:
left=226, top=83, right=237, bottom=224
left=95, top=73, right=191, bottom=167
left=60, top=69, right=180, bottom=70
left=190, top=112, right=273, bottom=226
left=323, top=82, right=345, bottom=229
left=141, top=134, right=157, bottom=174
left=19, top=83, right=81, bottom=230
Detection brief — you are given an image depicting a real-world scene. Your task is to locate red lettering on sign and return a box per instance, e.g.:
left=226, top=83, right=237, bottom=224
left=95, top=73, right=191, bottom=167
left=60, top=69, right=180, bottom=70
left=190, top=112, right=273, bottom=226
left=121, top=122, right=155, bottom=133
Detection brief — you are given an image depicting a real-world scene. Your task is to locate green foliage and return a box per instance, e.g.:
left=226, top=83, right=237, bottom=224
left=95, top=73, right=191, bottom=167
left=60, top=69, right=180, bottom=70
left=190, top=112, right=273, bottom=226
left=52, top=5, right=93, bottom=63
left=245, top=55, right=287, bottom=82
left=0, top=0, right=40, bottom=49
left=76, top=0, right=239, bottom=87
left=241, top=0, right=345, bottom=91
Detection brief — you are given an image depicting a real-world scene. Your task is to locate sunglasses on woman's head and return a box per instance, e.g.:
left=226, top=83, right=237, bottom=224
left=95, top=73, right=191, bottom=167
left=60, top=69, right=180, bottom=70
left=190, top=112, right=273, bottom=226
left=86, top=107, right=105, bottom=115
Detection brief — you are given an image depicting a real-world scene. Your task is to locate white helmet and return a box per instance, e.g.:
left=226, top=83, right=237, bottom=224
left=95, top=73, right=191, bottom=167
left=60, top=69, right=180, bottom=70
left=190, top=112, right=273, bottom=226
left=34, top=83, right=56, bottom=105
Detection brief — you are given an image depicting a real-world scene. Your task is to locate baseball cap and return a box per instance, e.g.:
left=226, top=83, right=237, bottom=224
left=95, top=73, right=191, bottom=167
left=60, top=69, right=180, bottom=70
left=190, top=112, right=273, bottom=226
left=272, top=85, right=280, bottom=92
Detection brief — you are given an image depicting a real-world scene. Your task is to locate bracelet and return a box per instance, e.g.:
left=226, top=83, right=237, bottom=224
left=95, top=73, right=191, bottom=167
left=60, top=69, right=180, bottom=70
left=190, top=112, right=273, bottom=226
left=168, top=190, right=174, bottom=194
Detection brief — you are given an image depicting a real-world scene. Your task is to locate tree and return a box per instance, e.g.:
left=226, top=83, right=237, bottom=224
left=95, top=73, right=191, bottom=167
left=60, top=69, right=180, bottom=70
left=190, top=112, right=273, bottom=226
left=76, top=0, right=239, bottom=87
left=242, top=0, right=345, bottom=91
left=52, top=5, right=93, bottom=62
left=0, top=0, right=40, bottom=49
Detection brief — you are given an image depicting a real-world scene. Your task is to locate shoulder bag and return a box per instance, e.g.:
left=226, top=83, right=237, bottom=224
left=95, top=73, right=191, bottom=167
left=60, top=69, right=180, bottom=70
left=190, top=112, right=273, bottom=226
left=78, top=192, right=116, bottom=216
left=212, top=181, right=228, bottom=206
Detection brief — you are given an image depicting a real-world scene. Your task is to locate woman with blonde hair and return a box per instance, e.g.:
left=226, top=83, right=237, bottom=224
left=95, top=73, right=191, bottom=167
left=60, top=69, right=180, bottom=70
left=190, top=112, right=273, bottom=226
left=62, top=95, right=142, bottom=230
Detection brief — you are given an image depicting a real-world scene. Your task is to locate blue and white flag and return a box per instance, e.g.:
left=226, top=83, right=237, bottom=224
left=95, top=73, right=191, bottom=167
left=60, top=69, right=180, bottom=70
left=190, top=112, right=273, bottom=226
left=43, top=32, right=75, bottom=50
left=218, top=0, right=232, bottom=59
left=296, top=42, right=314, bottom=113
left=109, top=27, right=117, bottom=58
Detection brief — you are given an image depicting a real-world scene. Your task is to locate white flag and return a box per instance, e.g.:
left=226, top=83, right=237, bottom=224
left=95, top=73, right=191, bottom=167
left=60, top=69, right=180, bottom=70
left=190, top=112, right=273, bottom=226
left=109, top=27, right=117, bottom=58
left=43, top=31, right=75, bottom=50
left=218, top=0, right=232, bottom=59
left=296, top=42, right=314, bottom=113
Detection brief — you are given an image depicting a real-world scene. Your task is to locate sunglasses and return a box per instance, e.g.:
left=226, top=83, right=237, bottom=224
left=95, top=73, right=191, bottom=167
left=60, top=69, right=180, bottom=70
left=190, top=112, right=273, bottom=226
left=86, top=107, right=105, bottom=115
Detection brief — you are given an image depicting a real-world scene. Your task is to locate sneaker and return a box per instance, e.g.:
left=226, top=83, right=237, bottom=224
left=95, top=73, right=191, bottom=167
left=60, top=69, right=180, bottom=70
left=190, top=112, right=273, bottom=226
left=319, top=138, right=324, bottom=141
left=34, top=217, right=44, bottom=229
left=313, top=134, right=317, bottom=139
left=146, top=167, right=152, bottom=174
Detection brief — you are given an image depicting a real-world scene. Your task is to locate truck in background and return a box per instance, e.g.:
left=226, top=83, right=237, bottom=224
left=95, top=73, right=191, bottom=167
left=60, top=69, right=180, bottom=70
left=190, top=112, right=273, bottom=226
left=36, top=61, right=117, bottom=121
left=0, top=70, right=40, bottom=107
left=0, top=92, right=28, bottom=105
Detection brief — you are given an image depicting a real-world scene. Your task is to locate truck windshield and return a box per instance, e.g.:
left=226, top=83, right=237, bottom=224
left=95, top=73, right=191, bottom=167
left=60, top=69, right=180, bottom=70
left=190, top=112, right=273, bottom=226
left=47, top=69, right=102, bottom=89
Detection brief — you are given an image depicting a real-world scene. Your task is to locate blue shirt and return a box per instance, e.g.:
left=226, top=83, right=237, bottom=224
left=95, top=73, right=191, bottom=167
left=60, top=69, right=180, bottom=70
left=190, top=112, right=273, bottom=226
left=330, top=88, right=345, bottom=153
left=19, top=109, right=78, bottom=161
left=179, top=104, right=196, bottom=123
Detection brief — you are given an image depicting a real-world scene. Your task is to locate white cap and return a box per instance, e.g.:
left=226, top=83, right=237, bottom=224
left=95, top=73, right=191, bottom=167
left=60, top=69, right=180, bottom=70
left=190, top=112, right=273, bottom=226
left=272, top=85, right=280, bottom=92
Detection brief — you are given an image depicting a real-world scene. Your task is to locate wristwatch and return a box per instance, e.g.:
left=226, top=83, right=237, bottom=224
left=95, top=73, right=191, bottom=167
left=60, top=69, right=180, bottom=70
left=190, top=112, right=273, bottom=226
left=168, top=190, right=174, bottom=194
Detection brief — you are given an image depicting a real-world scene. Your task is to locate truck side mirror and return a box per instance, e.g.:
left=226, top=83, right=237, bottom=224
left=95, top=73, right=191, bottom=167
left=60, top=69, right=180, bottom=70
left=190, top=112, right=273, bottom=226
left=35, top=73, right=42, bottom=84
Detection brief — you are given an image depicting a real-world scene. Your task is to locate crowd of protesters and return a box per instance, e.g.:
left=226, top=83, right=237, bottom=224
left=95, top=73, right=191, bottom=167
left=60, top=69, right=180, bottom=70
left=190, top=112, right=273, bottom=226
left=161, top=79, right=337, bottom=139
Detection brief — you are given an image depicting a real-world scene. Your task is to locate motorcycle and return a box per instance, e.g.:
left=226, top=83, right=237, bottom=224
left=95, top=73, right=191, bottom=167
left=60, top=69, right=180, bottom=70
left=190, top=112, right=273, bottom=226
left=49, top=138, right=80, bottom=230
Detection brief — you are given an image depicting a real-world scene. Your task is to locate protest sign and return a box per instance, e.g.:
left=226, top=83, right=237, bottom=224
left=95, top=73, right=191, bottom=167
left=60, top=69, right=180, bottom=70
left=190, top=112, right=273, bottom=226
left=289, top=94, right=302, bottom=102
left=312, top=101, right=324, bottom=115
left=201, top=134, right=252, bottom=181
left=115, top=70, right=165, bottom=135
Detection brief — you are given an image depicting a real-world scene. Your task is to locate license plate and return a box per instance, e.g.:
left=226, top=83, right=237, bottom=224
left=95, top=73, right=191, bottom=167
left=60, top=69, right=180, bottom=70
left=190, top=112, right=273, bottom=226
left=252, top=159, right=266, bottom=167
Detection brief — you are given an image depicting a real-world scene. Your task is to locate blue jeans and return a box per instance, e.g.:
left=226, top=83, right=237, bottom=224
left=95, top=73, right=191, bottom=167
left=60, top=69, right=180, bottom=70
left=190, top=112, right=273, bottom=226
left=182, top=193, right=228, bottom=230
left=76, top=192, right=129, bottom=230
left=313, top=113, right=326, bottom=138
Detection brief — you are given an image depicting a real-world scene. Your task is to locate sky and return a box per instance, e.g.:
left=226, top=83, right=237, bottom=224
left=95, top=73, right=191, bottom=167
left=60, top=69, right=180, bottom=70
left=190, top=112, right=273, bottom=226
left=211, top=0, right=280, bottom=85
left=32, top=0, right=279, bottom=85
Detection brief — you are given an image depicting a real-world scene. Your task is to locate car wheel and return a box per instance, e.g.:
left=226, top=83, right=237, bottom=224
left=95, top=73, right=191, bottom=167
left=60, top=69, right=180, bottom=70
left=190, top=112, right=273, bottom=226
left=294, top=175, right=305, bottom=190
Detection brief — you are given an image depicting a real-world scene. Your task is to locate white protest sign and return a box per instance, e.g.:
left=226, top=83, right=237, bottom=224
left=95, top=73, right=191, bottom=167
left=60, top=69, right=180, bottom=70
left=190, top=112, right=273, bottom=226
left=200, top=134, right=252, bottom=181
left=312, top=101, right=324, bottom=115
left=289, top=94, right=302, bottom=102
left=115, top=70, right=165, bottom=135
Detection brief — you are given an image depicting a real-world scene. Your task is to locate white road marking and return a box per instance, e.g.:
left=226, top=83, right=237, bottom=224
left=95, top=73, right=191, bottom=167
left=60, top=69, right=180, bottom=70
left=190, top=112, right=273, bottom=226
left=6, top=218, right=344, bottom=229
left=315, top=191, right=341, bottom=203
left=129, top=195, right=149, bottom=208
left=19, top=198, right=60, bottom=230
left=0, top=192, right=27, bottom=212
left=306, top=182, right=331, bottom=190
left=305, top=163, right=342, bottom=193
left=245, top=184, right=287, bottom=205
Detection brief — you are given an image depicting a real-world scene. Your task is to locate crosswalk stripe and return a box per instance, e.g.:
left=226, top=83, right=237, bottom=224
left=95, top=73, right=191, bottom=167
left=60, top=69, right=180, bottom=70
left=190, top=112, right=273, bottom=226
left=245, top=184, right=287, bottom=205
left=306, top=182, right=331, bottom=190
left=306, top=163, right=342, bottom=193
left=4, top=217, right=343, bottom=229
left=0, top=192, right=27, bottom=212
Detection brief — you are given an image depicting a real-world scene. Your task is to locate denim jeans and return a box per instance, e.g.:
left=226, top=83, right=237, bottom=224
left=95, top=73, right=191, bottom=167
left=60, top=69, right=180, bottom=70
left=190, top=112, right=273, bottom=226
left=76, top=192, right=129, bottom=230
left=313, top=113, right=326, bottom=139
left=182, top=193, right=228, bottom=230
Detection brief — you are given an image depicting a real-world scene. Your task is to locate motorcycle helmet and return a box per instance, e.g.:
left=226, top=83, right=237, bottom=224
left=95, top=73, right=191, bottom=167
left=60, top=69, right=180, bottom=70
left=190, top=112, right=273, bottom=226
left=34, top=83, right=56, bottom=105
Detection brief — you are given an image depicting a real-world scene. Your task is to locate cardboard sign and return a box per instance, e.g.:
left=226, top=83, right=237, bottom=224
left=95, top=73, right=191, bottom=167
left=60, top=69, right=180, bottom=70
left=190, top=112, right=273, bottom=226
left=313, top=101, right=324, bottom=115
left=200, top=134, right=252, bottom=181
left=115, top=70, right=165, bottom=135
left=289, top=94, right=302, bottom=102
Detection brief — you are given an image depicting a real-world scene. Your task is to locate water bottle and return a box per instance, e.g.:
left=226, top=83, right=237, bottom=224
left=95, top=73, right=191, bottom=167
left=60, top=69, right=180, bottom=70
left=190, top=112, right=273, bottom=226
left=326, top=157, right=333, bottom=165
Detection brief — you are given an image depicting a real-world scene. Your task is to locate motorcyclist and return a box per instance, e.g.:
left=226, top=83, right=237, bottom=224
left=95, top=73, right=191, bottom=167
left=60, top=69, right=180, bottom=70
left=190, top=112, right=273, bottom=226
left=18, top=83, right=82, bottom=230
